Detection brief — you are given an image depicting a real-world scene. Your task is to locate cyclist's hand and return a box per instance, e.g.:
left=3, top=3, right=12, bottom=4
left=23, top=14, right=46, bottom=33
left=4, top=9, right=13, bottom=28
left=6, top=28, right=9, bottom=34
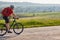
left=16, top=17, right=19, bottom=19
left=13, top=17, right=19, bottom=19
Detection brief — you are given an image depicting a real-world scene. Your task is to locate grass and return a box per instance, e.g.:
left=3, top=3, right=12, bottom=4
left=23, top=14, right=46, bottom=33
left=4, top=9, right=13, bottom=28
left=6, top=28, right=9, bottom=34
left=0, top=12, right=60, bottom=28
left=18, top=17, right=60, bottom=28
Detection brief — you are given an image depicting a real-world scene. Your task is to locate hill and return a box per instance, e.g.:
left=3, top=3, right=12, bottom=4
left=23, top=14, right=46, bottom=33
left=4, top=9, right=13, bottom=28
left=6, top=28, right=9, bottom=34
left=0, top=1, right=60, bottom=13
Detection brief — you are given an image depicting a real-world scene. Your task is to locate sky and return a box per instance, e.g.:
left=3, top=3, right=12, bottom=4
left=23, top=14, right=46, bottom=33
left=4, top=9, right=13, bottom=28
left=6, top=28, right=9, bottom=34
left=0, top=0, right=60, bottom=4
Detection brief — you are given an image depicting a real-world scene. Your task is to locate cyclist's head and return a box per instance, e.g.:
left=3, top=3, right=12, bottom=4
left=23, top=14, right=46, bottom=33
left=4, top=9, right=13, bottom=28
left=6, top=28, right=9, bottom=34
left=10, top=5, right=14, bottom=9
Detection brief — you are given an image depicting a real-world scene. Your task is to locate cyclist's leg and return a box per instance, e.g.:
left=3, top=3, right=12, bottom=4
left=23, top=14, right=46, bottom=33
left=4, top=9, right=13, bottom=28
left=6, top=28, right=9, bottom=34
left=3, top=16, right=12, bottom=33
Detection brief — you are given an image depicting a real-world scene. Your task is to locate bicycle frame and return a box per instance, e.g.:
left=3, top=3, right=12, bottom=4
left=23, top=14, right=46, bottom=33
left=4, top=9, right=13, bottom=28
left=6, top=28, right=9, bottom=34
left=10, top=18, right=17, bottom=28
left=0, top=18, right=24, bottom=36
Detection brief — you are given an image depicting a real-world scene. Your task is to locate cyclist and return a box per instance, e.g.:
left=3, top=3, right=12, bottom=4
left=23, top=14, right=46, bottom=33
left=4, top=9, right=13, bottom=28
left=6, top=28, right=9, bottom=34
left=1, top=5, right=17, bottom=33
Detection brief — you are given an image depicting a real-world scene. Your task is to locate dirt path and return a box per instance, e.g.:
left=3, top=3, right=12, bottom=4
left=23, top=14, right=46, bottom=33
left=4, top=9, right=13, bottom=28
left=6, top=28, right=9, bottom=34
left=0, top=26, right=60, bottom=40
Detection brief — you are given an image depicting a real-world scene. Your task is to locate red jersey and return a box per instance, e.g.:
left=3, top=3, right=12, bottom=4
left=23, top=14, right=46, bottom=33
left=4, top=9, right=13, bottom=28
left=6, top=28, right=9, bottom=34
left=1, top=7, right=13, bottom=17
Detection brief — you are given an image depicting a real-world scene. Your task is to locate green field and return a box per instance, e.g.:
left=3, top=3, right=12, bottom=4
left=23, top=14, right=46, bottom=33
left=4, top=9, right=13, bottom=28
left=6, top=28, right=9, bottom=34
left=0, top=12, right=60, bottom=28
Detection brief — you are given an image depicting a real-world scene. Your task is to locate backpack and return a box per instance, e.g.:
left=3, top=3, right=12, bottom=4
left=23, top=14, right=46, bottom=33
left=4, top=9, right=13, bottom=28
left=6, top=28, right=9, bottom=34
left=1, top=7, right=13, bottom=16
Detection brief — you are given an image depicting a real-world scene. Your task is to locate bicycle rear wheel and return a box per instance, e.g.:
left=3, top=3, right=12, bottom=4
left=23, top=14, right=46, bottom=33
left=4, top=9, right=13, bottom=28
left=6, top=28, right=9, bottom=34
left=0, top=24, right=7, bottom=36
left=13, top=23, right=24, bottom=35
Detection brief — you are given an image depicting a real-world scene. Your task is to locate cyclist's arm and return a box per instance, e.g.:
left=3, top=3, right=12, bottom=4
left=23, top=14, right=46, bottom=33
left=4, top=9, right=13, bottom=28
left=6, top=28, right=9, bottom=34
left=10, top=13, right=16, bottom=18
left=12, top=13, right=16, bottom=17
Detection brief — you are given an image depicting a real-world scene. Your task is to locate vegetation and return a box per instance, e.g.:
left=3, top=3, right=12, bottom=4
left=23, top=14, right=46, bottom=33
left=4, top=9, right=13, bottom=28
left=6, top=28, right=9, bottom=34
left=0, top=2, right=60, bottom=13
left=0, top=12, right=60, bottom=28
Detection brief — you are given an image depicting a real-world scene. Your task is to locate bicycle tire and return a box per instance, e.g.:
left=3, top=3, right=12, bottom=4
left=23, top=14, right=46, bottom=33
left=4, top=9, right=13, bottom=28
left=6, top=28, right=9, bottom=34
left=0, top=24, right=7, bottom=36
left=13, top=23, right=24, bottom=35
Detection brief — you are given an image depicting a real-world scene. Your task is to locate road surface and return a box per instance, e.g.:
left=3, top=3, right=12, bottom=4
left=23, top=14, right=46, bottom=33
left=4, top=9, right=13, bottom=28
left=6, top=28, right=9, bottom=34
left=0, top=26, right=60, bottom=40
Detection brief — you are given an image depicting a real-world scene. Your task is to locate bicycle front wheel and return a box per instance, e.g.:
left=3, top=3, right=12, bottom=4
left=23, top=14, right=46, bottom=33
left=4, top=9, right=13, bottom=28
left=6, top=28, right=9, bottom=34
left=0, top=24, right=7, bottom=36
left=13, top=23, right=24, bottom=35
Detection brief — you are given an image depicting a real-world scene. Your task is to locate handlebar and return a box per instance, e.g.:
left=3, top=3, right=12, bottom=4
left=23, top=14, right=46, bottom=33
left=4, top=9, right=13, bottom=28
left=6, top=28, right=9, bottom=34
left=13, top=17, right=19, bottom=19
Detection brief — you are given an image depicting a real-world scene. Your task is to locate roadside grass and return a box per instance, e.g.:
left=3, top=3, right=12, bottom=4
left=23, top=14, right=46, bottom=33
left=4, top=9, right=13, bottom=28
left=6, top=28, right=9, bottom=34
left=0, top=12, right=60, bottom=28
left=18, top=17, right=60, bottom=28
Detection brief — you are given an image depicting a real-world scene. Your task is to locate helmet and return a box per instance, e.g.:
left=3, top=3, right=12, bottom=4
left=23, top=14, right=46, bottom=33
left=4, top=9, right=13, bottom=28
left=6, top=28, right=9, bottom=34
left=10, top=5, right=14, bottom=9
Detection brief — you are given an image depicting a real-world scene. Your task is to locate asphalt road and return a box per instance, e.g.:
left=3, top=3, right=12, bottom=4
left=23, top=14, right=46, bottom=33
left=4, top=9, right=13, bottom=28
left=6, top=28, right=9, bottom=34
left=0, top=26, right=60, bottom=40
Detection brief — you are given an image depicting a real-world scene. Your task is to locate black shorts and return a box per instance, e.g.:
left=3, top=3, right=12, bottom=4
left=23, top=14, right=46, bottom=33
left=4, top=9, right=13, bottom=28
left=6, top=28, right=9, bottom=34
left=3, top=16, right=9, bottom=23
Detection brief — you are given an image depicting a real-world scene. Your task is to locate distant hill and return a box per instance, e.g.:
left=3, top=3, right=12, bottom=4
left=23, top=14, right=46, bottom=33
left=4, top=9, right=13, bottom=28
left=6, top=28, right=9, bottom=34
left=0, top=1, right=60, bottom=13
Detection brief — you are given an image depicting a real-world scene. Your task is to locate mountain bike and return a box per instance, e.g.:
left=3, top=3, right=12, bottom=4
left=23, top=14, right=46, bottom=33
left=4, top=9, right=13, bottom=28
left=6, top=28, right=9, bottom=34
left=0, top=18, right=24, bottom=36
